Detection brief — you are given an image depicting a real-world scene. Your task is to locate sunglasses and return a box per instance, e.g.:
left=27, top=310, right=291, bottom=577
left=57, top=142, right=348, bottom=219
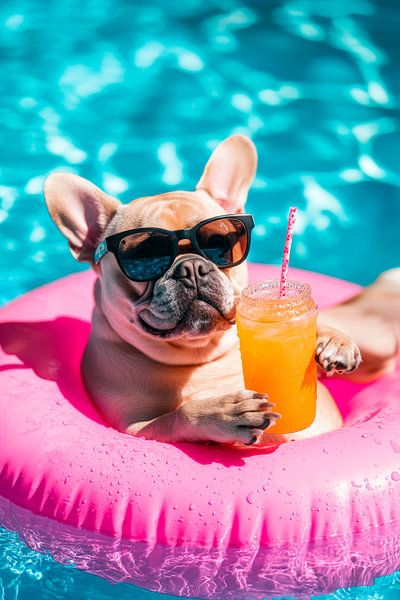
left=93, top=214, right=255, bottom=282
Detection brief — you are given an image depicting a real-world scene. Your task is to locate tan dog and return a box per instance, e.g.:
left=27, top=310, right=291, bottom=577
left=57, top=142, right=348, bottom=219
left=44, top=135, right=361, bottom=445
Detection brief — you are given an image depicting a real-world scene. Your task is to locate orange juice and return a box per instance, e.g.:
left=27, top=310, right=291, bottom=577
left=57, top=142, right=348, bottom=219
left=237, top=280, right=317, bottom=434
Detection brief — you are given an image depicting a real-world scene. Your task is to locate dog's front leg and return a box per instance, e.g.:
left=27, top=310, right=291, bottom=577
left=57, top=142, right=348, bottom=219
left=126, top=391, right=280, bottom=445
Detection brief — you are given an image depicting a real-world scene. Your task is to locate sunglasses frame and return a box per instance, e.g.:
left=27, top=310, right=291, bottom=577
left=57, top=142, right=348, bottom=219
left=93, top=213, right=255, bottom=282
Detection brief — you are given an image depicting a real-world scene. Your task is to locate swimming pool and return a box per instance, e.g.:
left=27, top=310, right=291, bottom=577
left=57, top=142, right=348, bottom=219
left=0, top=0, right=399, bottom=597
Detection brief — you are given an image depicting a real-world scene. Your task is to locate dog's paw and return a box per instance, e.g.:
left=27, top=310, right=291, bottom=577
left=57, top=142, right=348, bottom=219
left=186, top=390, right=280, bottom=446
left=316, top=326, right=362, bottom=375
left=229, top=390, right=281, bottom=446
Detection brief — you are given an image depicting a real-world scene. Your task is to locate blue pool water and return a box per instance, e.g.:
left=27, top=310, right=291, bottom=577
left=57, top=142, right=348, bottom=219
left=0, top=0, right=399, bottom=598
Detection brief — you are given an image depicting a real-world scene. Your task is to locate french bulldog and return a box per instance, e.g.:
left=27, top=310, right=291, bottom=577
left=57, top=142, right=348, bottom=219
left=44, top=135, right=361, bottom=445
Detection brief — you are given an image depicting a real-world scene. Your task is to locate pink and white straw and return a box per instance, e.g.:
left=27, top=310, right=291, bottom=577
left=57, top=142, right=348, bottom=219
left=279, top=207, right=297, bottom=298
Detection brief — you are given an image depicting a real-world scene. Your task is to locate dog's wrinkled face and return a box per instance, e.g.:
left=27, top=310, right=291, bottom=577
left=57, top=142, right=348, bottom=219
left=44, top=134, right=257, bottom=350
left=98, top=192, right=246, bottom=342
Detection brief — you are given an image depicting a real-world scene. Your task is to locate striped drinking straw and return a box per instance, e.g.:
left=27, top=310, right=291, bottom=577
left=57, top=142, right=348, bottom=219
left=279, top=207, right=297, bottom=298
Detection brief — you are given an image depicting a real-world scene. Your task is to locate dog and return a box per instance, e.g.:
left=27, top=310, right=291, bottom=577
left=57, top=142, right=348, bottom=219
left=44, top=134, right=361, bottom=445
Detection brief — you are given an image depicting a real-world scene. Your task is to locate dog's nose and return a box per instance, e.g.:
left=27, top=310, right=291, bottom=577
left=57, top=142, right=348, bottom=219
left=172, top=257, right=213, bottom=288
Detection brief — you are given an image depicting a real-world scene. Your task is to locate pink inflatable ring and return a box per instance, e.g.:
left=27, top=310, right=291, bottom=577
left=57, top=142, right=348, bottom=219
left=1, top=264, right=400, bottom=599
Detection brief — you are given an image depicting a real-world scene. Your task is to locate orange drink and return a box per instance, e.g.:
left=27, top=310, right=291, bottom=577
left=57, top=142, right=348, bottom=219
left=237, top=280, right=317, bottom=434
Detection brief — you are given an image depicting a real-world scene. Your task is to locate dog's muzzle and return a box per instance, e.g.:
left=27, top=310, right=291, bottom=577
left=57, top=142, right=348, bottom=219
left=135, top=255, right=236, bottom=338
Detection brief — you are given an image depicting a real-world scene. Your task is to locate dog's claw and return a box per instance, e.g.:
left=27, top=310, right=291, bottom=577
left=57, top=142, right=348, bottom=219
left=244, top=436, right=258, bottom=446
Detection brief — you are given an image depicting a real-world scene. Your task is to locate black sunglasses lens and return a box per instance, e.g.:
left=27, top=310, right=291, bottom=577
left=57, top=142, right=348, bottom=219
left=196, top=218, right=249, bottom=267
left=118, top=232, right=173, bottom=281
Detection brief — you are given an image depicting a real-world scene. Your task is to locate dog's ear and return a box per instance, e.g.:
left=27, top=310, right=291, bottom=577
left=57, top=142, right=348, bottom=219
left=44, top=173, right=120, bottom=262
left=196, top=134, right=257, bottom=213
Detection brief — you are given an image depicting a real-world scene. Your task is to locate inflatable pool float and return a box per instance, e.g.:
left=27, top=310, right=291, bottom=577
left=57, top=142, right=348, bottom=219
left=1, top=264, right=400, bottom=599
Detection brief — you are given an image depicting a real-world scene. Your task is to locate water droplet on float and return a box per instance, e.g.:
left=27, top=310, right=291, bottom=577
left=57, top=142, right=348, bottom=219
left=322, top=447, right=329, bottom=454
left=390, top=440, right=400, bottom=453
left=189, top=503, right=195, bottom=511
left=391, top=472, right=400, bottom=481
left=246, top=492, right=256, bottom=504
left=351, top=481, right=362, bottom=488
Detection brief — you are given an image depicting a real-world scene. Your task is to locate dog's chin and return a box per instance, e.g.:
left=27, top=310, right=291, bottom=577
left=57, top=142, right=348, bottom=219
left=137, top=300, right=234, bottom=340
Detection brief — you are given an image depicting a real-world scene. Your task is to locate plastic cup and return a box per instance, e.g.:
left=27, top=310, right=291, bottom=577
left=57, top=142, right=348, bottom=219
left=237, top=279, right=318, bottom=434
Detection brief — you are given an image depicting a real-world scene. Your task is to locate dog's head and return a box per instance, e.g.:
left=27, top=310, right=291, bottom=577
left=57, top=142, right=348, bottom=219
left=45, top=135, right=257, bottom=355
